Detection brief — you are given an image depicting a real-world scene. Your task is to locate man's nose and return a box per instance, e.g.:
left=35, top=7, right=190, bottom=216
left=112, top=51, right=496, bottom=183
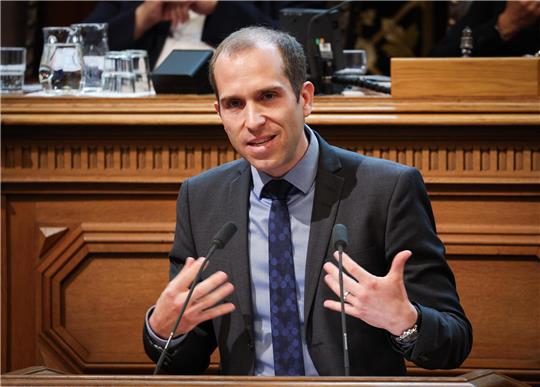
left=245, top=103, right=266, bottom=129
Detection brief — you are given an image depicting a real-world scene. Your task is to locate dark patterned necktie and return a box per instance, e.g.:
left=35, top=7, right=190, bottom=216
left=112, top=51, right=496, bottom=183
left=262, top=179, right=305, bottom=376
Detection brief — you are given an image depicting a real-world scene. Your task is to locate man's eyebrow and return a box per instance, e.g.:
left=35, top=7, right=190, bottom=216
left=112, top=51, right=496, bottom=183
left=219, top=85, right=286, bottom=104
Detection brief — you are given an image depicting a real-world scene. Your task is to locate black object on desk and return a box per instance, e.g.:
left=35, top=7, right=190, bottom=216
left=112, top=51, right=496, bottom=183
left=151, top=50, right=213, bottom=94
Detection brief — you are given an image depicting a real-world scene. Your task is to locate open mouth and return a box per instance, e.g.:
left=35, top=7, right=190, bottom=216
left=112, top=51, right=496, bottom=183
left=248, top=135, right=276, bottom=147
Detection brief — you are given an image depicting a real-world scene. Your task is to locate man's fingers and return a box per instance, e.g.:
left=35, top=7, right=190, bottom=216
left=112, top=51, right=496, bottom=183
left=323, top=262, right=360, bottom=298
left=190, top=281, right=235, bottom=312
left=388, top=250, right=412, bottom=280
left=323, top=300, right=360, bottom=319
left=170, top=257, right=206, bottom=291
left=197, top=302, right=236, bottom=323
left=188, top=270, right=231, bottom=302
left=333, top=251, right=372, bottom=282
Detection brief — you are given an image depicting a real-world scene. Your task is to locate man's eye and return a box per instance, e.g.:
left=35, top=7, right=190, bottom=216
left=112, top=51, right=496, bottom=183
left=226, top=100, right=243, bottom=109
left=261, top=92, right=276, bottom=101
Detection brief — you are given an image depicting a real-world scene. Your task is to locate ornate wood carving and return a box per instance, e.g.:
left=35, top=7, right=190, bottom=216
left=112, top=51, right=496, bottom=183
left=36, top=223, right=173, bottom=373
left=38, top=227, right=68, bottom=257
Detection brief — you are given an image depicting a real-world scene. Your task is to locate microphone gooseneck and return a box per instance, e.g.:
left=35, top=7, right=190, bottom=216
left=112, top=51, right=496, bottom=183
left=332, top=223, right=350, bottom=376
left=153, top=222, right=237, bottom=375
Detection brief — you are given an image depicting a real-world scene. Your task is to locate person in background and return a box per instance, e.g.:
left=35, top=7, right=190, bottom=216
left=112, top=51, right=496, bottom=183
left=431, top=0, right=540, bottom=57
left=85, top=1, right=319, bottom=69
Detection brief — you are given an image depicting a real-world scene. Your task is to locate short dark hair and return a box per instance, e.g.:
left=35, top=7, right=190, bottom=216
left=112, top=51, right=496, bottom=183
left=209, top=26, right=307, bottom=100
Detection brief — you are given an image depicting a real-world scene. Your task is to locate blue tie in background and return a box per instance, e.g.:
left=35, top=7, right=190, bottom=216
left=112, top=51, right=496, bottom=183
left=262, top=179, right=305, bottom=376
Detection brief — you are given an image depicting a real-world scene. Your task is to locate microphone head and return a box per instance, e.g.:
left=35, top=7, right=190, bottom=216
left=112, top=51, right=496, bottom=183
left=332, top=223, right=348, bottom=250
left=212, top=222, right=238, bottom=249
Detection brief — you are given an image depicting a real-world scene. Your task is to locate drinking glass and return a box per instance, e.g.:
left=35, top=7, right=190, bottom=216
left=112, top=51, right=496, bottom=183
left=39, top=27, right=84, bottom=94
left=125, top=49, right=153, bottom=94
left=342, top=49, right=367, bottom=75
left=42, top=27, right=74, bottom=44
left=71, top=23, right=109, bottom=91
left=101, top=51, right=135, bottom=94
left=0, top=47, right=26, bottom=94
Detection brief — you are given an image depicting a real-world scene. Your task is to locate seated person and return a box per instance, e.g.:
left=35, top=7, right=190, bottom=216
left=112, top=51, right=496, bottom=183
left=431, top=0, right=540, bottom=57
left=85, top=1, right=320, bottom=68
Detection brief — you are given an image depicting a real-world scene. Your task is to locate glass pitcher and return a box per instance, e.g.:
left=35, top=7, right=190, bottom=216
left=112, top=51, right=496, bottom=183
left=39, top=27, right=84, bottom=94
left=71, top=23, right=109, bottom=92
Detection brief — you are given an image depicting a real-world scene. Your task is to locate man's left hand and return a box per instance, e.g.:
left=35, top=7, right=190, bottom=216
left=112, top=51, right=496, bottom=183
left=323, top=250, right=417, bottom=336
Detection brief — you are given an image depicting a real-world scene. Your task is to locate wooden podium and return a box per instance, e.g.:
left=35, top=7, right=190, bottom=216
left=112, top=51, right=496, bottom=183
left=1, top=367, right=530, bottom=387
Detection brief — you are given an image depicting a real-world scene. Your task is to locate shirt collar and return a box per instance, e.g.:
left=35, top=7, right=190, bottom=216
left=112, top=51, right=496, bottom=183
left=251, top=125, right=319, bottom=198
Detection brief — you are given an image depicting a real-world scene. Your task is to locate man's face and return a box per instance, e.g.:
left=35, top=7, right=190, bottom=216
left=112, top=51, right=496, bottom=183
left=213, top=44, right=314, bottom=178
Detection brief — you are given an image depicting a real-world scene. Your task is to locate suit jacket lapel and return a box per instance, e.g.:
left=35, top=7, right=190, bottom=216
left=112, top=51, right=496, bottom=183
left=225, top=161, right=255, bottom=341
left=304, top=133, right=344, bottom=322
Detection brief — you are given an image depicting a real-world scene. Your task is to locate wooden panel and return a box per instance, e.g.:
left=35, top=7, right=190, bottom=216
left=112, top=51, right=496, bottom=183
left=391, top=58, right=540, bottom=98
left=450, top=258, right=539, bottom=370
left=36, top=223, right=173, bottom=373
left=63, top=256, right=166, bottom=363
left=1, top=95, right=539, bottom=126
left=0, top=369, right=531, bottom=387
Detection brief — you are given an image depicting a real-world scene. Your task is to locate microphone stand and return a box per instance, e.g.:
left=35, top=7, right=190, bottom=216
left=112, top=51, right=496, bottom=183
left=153, top=222, right=237, bottom=375
left=337, top=243, right=350, bottom=376
left=153, top=251, right=212, bottom=375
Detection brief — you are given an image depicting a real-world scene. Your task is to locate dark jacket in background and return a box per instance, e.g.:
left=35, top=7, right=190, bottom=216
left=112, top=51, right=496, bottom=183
left=430, top=1, right=540, bottom=57
left=85, top=1, right=318, bottom=68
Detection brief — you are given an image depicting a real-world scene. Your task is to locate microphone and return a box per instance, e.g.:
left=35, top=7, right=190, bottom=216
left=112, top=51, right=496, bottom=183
left=331, top=223, right=350, bottom=376
left=154, top=222, right=238, bottom=375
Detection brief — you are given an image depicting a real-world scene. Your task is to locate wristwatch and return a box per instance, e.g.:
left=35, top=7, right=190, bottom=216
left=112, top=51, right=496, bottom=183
left=394, top=323, right=419, bottom=344
left=393, top=305, right=421, bottom=345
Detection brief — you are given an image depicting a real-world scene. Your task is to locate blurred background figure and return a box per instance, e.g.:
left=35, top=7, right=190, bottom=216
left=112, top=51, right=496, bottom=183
left=2, top=1, right=538, bottom=81
left=84, top=1, right=319, bottom=69
left=430, top=0, right=540, bottom=57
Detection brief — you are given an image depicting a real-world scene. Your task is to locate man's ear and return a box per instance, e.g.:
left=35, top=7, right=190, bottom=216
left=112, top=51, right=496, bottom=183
left=214, top=100, right=221, bottom=116
left=300, top=81, right=315, bottom=117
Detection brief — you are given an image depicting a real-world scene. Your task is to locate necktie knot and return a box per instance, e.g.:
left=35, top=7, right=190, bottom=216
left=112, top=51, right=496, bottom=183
left=262, top=179, right=295, bottom=201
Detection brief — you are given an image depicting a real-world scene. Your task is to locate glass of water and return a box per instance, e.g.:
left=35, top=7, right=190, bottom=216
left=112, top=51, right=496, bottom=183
left=102, top=51, right=135, bottom=94
left=342, top=49, right=367, bottom=75
left=125, top=49, right=153, bottom=94
left=39, top=43, right=84, bottom=94
left=39, top=27, right=84, bottom=94
left=71, top=23, right=109, bottom=92
left=0, top=47, right=26, bottom=94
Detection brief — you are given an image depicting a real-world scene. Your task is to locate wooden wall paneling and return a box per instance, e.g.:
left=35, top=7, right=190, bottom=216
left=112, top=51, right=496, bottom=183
left=5, top=196, right=39, bottom=372
left=1, top=194, right=7, bottom=372
left=1, top=95, right=539, bottom=383
left=36, top=222, right=174, bottom=373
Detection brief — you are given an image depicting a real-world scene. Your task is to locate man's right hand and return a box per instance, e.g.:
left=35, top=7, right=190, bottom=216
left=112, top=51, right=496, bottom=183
left=149, top=257, right=235, bottom=338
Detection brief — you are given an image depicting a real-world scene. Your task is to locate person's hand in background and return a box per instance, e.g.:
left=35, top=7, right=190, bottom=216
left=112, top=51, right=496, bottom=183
left=496, top=0, right=540, bottom=41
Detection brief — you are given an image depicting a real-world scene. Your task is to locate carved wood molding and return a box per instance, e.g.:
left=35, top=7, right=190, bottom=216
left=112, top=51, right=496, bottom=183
left=3, top=142, right=539, bottom=185
left=2, top=95, right=539, bottom=126
left=33, top=221, right=539, bottom=374
left=36, top=223, right=173, bottom=373
left=441, top=225, right=540, bottom=259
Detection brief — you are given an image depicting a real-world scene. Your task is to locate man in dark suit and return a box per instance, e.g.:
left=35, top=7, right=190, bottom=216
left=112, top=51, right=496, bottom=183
left=143, top=26, right=472, bottom=376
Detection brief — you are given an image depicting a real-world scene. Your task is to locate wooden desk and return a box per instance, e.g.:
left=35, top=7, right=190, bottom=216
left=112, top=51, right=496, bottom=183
left=0, top=367, right=530, bottom=387
left=1, top=95, right=539, bottom=384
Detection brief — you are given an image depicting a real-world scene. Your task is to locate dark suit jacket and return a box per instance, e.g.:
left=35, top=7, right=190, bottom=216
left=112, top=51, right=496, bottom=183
left=85, top=1, right=317, bottom=69
left=143, top=131, right=472, bottom=375
left=430, top=1, right=540, bottom=57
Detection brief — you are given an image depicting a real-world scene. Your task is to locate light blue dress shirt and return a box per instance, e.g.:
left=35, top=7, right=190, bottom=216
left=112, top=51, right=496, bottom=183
left=249, top=127, right=319, bottom=376
left=147, top=127, right=320, bottom=376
